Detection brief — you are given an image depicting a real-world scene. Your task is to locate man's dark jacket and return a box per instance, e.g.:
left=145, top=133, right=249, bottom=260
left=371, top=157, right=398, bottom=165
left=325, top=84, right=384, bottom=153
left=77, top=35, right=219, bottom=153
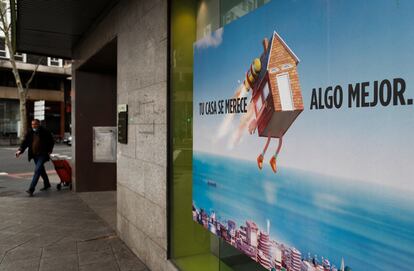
left=19, top=126, right=54, bottom=161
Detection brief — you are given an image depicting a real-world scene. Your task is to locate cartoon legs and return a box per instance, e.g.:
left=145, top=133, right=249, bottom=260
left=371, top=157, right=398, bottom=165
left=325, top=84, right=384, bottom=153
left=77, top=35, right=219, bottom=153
left=257, top=135, right=271, bottom=170
left=256, top=135, right=283, bottom=173
left=270, top=136, right=283, bottom=173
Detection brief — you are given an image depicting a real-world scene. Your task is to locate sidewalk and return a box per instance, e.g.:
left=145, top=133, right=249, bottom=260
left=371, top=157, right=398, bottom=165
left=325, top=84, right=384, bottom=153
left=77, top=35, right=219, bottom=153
left=0, top=173, right=148, bottom=271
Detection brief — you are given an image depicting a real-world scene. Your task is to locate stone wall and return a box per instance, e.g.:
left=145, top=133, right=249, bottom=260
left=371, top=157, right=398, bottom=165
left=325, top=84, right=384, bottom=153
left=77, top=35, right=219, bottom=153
left=71, top=0, right=175, bottom=270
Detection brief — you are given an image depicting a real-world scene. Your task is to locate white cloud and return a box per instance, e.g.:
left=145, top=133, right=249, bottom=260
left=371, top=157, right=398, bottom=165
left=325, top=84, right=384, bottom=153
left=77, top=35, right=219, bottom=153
left=263, top=180, right=278, bottom=205
left=196, top=28, right=224, bottom=49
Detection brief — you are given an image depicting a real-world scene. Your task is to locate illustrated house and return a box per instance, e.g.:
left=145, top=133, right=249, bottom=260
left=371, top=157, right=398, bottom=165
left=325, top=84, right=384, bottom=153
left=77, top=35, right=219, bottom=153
left=252, top=31, right=304, bottom=138
left=245, top=31, right=304, bottom=172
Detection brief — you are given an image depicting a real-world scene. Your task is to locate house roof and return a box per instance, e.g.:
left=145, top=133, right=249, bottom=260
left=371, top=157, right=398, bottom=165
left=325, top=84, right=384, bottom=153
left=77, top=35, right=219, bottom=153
left=251, top=31, right=300, bottom=98
left=267, top=31, right=300, bottom=69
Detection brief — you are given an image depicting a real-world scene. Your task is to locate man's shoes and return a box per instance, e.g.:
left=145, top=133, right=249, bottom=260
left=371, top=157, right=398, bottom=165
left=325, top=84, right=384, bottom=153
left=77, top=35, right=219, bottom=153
left=40, top=185, right=51, bottom=191
left=25, top=190, right=34, bottom=197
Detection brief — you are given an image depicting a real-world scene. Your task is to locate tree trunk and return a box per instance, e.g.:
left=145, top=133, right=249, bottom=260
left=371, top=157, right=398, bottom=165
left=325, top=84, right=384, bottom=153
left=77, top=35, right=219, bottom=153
left=6, top=37, right=27, bottom=139
left=1, top=1, right=37, bottom=140
left=18, top=89, right=27, bottom=139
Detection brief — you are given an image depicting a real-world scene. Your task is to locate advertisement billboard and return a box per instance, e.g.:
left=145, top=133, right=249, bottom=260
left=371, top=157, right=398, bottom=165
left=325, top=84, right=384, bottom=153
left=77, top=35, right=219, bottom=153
left=192, top=1, right=414, bottom=270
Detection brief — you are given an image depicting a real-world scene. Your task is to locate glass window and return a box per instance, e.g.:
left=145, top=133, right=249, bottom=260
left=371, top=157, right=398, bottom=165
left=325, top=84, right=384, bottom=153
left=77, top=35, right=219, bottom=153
left=0, top=49, right=7, bottom=59
left=0, top=38, right=6, bottom=58
left=0, top=44, right=26, bottom=62
left=221, top=0, right=271, bottom=26
left=0, top=99, right=19, bottom=136
left=14, top=52, right=26, bottom=62
left=170, top=1, right=271, bottom=270
left=47, top=57, right=63, bottom=67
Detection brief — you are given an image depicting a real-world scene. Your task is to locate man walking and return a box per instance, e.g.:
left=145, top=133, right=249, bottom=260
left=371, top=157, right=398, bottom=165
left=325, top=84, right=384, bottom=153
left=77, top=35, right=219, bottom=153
left=16, top=119, right=55, bottom=196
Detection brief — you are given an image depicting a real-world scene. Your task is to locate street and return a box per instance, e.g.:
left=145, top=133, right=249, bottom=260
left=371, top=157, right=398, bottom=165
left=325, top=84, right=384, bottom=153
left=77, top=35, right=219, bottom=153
left=0, top=144, right=72, bottom=176
left=0, top=144, right=72, bottom=195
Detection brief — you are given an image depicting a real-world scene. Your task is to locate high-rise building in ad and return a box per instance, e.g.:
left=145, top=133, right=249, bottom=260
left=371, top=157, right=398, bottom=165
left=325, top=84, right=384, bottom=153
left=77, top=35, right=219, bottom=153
left=271, top=243, right=283, bottom=270
left=290, top=248, right=302, bottom=271
left=257, top=231, right=272, bottom=269
left=246, top=220, right=259, bottom=247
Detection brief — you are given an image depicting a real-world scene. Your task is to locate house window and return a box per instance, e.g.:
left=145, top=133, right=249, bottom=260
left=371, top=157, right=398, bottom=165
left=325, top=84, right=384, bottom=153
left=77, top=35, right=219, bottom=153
left=255, top=94, right=263, bottom=112
left=277, top=73, right=294, bottom=111
left=281, top=63, right=293, bottom=70
left=47, top=57, right=63, bottom=67
left=263, top=81, right=270, bottom=100
left=270, top=67, right=279, bottom=73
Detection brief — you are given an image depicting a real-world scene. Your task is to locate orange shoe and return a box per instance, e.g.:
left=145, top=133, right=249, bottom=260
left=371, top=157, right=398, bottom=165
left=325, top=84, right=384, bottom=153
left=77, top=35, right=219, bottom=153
left=257, top=154, right=264, bottom=170
left=270, top=156, right=277, bottom=173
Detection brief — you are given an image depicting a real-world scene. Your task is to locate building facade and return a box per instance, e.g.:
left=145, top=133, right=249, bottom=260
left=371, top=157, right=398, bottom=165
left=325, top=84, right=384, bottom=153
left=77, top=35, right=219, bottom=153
left=0, top=36, right=71, bottom=144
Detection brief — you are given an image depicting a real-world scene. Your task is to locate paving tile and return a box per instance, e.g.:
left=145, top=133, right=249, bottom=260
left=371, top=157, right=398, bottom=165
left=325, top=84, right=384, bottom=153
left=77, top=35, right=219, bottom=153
left=0, top=232, right=38, bottom=247
left=78, top=248, right=114, bottom=266
left=77, top=239, right=112, bottom=253
left=79, top=260, right=119, bottom=271
left=78, top=191, right=117, bottom=230
left=0, top=223, right=40, bottom=234
left=108, top=238, right=126, bottom=251
left=0, top=221, right=16, bottom=231
left=42, top=241, right=77, bottom=258
left=21, top=233, right=63, bottom=248
left=0, top=232, right=13, bottom=244
left=111, top=242, right=147, bottom=271
left=117, top=257, right=147, bottom=271
left=2, top=247, right=42, bottom=263
left=0, top=245, right=8, bottom=258
left=0, top=258, right=39, bottom=271
left=39, top=254, right=78, bottom=271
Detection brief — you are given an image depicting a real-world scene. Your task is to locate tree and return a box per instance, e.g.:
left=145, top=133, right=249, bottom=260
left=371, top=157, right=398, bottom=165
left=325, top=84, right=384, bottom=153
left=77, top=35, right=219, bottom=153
left=0, top=0, right=43, bottom=139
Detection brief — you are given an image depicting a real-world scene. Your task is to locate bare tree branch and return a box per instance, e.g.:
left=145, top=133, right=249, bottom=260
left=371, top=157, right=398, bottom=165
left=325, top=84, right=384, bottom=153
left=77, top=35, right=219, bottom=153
left=25, top=57, right=44, bottom=90
left=0, top=3, right=11, bottom=39
left=0, top=0, right=32, bottom=138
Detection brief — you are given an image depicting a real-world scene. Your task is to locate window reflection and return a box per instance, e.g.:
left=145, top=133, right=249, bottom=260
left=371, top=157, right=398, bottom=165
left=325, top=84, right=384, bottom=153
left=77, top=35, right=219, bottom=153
left=171, top=1, right=272, bottom=271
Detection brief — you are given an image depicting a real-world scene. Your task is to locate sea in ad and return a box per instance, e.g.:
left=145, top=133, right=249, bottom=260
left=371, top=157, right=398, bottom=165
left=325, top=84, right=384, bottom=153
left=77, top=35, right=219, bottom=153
left=192, top=152, right=414, bottom=270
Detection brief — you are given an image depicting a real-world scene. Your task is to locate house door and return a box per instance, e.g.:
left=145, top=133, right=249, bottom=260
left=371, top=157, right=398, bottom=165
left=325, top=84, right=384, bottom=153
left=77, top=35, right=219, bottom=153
left=277, top=73, right=294, bottom=111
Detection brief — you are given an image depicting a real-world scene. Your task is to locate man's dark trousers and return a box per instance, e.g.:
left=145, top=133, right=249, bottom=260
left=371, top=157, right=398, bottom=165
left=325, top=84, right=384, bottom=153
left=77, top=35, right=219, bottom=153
left=29, top=155, right=51, bottom=192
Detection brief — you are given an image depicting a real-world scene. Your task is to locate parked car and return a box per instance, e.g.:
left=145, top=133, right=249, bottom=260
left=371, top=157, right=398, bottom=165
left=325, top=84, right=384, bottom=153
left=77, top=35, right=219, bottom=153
left=66, top=135, right=72, bottom=146
left=63, top=133, right=72, bottom=146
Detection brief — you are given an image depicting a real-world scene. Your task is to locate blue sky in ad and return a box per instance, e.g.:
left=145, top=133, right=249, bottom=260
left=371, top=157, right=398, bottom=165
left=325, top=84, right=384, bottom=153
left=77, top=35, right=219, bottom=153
left=193, top=0, right=414, bottom=193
